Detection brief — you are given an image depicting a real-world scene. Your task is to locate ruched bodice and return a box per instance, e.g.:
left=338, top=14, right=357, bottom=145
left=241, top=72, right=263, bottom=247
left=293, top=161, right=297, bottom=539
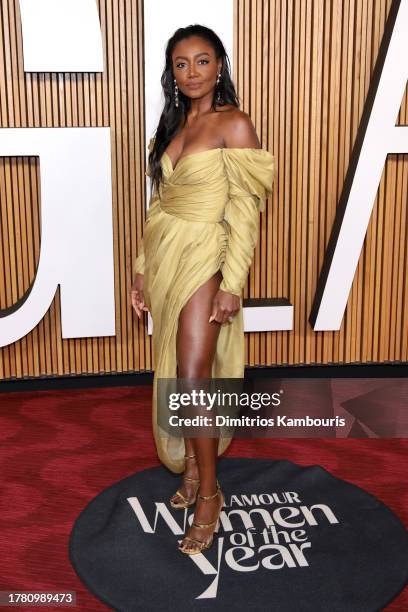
left=133, top=137, right=276, bottom=473
left=159, top=149, right=229, bottom=223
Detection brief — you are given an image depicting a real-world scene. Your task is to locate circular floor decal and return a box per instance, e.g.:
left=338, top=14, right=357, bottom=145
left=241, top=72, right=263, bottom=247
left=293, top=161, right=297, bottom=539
left=69, top=458, right=408, bottom=611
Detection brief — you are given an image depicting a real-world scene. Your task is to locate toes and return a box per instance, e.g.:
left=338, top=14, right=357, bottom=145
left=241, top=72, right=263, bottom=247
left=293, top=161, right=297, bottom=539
left=171, top=492, right=185, bottom=504
left=179, top=538, right=194, bottom=553
left=178, top=539, right=188, bottom=552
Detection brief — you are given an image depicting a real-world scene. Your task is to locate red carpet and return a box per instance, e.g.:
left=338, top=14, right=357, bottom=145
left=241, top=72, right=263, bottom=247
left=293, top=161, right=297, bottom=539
left=0, top=385, right=407, bottom=611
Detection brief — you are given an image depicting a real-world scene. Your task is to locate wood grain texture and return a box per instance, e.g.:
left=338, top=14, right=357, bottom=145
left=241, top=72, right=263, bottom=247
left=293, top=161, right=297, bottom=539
left=0, top=0, right=406, bottom=380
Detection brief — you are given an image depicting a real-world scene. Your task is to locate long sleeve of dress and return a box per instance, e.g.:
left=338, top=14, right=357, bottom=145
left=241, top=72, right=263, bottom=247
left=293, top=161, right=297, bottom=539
left=219, top=148, right=276, bottom=297
left=132, top=137, right=161, bottom=276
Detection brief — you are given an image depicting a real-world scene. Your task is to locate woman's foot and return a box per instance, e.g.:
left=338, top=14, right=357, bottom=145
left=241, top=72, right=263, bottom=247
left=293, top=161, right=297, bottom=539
left=178, top=481, right=224, bottom=554
left=170, top=454, right=200, bottom=508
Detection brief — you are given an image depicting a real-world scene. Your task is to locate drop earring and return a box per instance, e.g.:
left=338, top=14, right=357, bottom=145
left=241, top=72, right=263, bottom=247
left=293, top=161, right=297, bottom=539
left=216, top=72, right=222, bottom=103
left=174, top=78, right=179, bottom=108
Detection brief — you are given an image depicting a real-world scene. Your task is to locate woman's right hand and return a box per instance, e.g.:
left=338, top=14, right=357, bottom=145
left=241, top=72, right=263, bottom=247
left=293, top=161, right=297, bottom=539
left=131, top=273, right=149, bottom=318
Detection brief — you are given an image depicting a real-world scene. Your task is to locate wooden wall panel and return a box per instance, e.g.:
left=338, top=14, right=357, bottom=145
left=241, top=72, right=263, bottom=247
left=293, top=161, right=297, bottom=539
left=0, top=0, right=406, bottom=381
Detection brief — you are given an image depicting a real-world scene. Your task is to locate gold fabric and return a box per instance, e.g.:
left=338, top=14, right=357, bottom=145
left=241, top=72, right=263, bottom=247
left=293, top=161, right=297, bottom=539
left=133, top=137, right=276, bottom=473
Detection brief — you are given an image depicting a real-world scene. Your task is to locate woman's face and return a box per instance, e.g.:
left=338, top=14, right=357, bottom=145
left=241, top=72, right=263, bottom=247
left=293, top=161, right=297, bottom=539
left=171, top=35, right=222, bottom=101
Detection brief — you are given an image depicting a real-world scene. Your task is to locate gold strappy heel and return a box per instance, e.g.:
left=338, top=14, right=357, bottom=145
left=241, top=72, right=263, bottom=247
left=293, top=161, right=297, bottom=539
left=170, top=454, right=200, bottom=509
left=178, top=481, right=224, bottom=555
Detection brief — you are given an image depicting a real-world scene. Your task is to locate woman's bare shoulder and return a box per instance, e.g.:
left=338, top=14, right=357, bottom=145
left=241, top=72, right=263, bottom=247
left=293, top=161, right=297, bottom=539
left=217, top=107, right=260, bottom=148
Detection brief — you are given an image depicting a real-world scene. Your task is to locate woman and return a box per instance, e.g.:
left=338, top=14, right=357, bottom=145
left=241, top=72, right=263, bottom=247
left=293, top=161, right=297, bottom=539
left=130, top=25, right=275, bottom=555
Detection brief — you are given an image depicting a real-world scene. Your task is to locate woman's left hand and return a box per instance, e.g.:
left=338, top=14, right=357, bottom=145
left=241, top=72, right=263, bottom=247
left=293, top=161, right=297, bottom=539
left=209, top=289, right=240, bottom=325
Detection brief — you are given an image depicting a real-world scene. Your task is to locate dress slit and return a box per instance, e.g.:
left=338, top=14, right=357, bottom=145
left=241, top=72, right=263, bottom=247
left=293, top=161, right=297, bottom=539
left=150, top=265, right=235, bottom=474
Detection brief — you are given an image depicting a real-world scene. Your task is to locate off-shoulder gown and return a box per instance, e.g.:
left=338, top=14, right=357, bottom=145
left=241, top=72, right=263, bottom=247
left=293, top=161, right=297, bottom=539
left=133, top=137, right=276, bottom=473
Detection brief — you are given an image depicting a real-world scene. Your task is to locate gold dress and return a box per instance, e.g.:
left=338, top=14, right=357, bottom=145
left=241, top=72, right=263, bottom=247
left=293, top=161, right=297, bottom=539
left=133, top=137, right=276, bottom=473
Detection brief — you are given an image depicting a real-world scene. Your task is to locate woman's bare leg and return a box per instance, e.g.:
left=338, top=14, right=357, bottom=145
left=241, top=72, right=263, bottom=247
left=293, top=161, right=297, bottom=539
left=175, top=270, right=224, bottom=552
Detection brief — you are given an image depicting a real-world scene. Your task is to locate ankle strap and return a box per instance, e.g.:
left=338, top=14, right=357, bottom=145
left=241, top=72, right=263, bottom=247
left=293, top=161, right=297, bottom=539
left=198, top=480, right=220, bottom=501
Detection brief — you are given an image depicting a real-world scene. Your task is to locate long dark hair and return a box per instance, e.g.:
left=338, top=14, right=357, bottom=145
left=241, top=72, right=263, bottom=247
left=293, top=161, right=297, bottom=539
left=148, top=24, right=240, bottom=194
